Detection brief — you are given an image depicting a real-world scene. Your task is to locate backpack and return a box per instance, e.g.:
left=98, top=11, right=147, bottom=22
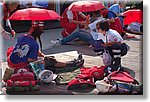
left=121, top=43, right=130, bottom=56
left=102, top=49, right=112, bottom=66
left=6, top=70, right=39, bottom=93
left=67, top=66, right=106, bottom=90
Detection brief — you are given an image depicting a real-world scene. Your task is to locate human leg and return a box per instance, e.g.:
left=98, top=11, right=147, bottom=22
left=61, top=23, right=77, bottom=38
left=44, top=53, right=84, bottom=72
left=110, top=44, right=122, bottom=71
left=61, top=30, right=94, bottom=44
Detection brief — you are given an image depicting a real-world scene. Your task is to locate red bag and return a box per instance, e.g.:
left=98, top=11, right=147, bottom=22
left=107, top=71, right=139, bottom=85
left=80, top=66, right=106, bottom=79
left=67, top=77, right=95, bottom=90
left=7, top=80, right=36, bottom=87
left=10, top=71, right=35, bottom=81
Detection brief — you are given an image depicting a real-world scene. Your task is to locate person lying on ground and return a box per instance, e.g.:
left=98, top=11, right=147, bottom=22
left=6, top=26, right=84, bottom=70
left=124, top=21, right=143, bottom=35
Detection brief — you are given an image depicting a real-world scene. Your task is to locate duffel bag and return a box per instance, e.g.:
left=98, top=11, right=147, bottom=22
left=10, top=71, right=35, bottom=81
left=7, top=80, right=36, bottom=87
left=6, top=85, right=40, bottom=93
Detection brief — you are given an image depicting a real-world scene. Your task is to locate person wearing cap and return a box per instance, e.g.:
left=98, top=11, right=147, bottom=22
left=6, top=26, right=84, bottom=70
left=31, top=20, right=44, bottom=51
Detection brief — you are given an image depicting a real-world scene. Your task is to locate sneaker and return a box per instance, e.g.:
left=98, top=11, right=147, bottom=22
left=50, top=38, right=62, bottom=46
left=77, top=53, right=83, bottom=60
left=67, top=59, right=84, bottom=68
left=67, top=54, right=84, bottom=68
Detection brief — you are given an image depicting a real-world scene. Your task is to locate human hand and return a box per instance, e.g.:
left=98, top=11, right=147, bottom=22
left=1, top=30, right=11, bottom=40
left=80, top=21, right=87, bottom=25
left=11, top=30, right=16, bottom=38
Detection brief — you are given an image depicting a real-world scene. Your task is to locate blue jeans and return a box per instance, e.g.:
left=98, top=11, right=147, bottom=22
left=61, top=30, right=94, bottom=44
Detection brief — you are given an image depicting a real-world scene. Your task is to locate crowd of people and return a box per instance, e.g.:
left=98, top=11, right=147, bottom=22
left=1, top=0, right=143, bottom=92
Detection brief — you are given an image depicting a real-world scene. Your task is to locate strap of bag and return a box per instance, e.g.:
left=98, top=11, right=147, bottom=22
left=105, top=32, right=109, bottom=51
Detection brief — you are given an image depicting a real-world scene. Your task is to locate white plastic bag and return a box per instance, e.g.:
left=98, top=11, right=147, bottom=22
left=102, top=49, right=112, bottom=66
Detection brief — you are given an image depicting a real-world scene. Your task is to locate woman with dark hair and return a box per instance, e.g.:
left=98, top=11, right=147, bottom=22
left=96, top=20, right=126, bottom=74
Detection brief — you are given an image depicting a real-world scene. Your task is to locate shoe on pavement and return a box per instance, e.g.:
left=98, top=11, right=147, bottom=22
left=50, top=38, right=62, bottom=46
left=67, top=53, right=84, bottom=67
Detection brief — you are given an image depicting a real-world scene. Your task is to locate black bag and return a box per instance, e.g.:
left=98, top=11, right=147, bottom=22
left=121, top=43, right=129, bottom=56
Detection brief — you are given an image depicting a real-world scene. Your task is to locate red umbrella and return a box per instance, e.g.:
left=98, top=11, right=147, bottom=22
left=123, top=9, right=143, bottom=25
left=9, top=8, right=61, bottom=20
left=68, top=1, right=105, bottom=12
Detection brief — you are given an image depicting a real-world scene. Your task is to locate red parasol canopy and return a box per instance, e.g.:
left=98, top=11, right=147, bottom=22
left=68, top=1, right=105, bottom=12
left=123, top=9, right=143, bottom=25
left=9, top=8, right=61, bottom=20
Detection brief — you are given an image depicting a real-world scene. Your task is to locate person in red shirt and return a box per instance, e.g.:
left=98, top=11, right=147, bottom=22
left=60, top=3, right=87, bottom=38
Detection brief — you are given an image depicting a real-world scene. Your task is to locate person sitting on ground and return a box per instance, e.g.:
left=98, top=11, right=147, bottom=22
left=51, top=11, right=105, bottom=46
left=31, top=21, right=44, bottom=51
left=108, top=1, right=126, bottom=28
left=124, top=21, right=143, bottom=35
left=6, top=26, right=84, bottom=70
left=96, top=20, right=127, bottom=74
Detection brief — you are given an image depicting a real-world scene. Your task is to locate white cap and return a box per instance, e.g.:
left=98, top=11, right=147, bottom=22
left=38, top=70, right=57, bottom=83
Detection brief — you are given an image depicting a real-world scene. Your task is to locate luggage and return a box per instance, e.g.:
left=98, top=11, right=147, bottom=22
left=80, top=66, right=106, bottom=79
left=6, top=70, right=39, bottom=93
left=68, top=75, right=95, bottom=90
left=107, top=71, right=139, bottom=84
left=7, top=80, right=36, bottom=87
left=3, top=67, right=14, bottom=82
left=10, top=72, right=34, bottom=81
left=67, top=66, right=106, bottom=90
left=6, top=85, right=40, bottom=93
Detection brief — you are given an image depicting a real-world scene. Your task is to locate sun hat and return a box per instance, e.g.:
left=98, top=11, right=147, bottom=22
left=38, top=70, right=57, bottom=83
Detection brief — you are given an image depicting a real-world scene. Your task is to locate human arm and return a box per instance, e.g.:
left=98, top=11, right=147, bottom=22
left=67, top=10, right=87, bottom=25
left=106, top=12, right=116, bottom=23
left=106, top=18, right=115, bottom=23
left=101, top=42, right=121, bottom=47
left=38, top=50, right=45, bottom=58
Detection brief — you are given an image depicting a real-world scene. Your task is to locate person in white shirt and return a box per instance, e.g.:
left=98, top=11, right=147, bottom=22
left=51, top=12, right=105, bottom=46
left=96, top=20, right=126, bottom=74
left=125, top=22, right=143, bottom=35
